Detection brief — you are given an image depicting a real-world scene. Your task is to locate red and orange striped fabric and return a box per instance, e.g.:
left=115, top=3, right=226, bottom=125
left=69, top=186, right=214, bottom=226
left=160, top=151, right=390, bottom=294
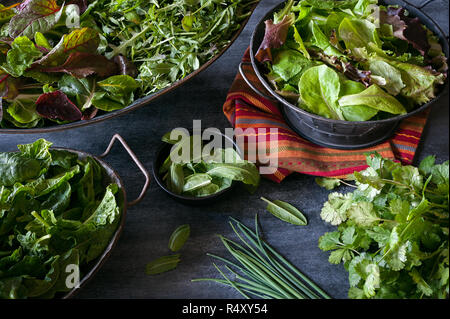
left=223, top=49, right=430, bottom=183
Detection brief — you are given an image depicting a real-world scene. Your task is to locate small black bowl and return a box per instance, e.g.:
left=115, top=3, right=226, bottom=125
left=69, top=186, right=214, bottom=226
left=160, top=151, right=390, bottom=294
left=152, top=130, right=241, bottom=206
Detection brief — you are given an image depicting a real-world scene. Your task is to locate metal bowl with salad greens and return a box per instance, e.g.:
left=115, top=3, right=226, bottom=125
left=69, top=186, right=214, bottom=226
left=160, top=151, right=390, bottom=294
left=0, top=0, right=258, bottom=132
left=253, top=0, right=448, bottom=122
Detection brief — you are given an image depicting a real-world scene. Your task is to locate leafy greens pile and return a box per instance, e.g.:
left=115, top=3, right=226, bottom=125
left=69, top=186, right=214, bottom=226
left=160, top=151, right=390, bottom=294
left=318, top=153, right=449, bottom=298
left=256, top=0, right=447, bottom=121
left=0, top=139, right=122, bottom=299
left=0, top=0, right=256, bottom=129
left=159, top=131, right=260, bottom=197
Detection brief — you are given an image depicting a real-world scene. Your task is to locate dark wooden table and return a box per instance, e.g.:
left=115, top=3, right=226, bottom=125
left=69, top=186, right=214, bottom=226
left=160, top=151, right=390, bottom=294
left=0, top=0, right=448, bottom=299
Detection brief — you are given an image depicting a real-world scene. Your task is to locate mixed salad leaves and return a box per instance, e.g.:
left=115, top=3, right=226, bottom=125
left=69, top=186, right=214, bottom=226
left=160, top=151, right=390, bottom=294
left=0, top=0, right=256, bottom=129
left=256, top=0, right=447, bottom=121
left=0, top=139, right=122, bottom=298
left=318, top=153, right=449, bottom=298
left=159, top=131, right=260, bottom=197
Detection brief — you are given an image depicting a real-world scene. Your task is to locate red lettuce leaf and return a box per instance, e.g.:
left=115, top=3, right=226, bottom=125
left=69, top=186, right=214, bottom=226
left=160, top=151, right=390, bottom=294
left=35, top=90, right=82, bottom=121
left=81, top=106, right=98, bottom=120
left=312, top=50, right=372, bottom=87
left=113, top=55, right=138, bottom=78
left=255, top=15, right=294, bottom=63
left=68, top=0, right=88, bottom=14
left=380, top=6, right=430, bottom=56
left=40, top=52, right=119, bottom=78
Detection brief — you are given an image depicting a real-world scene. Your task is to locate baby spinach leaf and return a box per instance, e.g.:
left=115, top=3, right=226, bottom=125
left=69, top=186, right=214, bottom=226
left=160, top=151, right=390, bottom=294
left=272, top=49, right=312, bottom=82
left=167, top=162, right=185, bottom=195
left=205, top=161, right=260, bottom=188
left=0, top=153, right=41, bottom=187
left=58, top=74, right=96, bottom=111
left=261, top=197, right=308, bottom=226
left=92, top=75, right=139, bottom=111
left=182, top=173, right=211, bottom=193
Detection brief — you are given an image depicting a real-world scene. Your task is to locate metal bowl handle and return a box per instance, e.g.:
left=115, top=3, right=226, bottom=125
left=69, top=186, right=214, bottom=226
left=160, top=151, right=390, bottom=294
left=238, top=61, right=277, bottom=101
left=99, top=134, right=150, bottom=207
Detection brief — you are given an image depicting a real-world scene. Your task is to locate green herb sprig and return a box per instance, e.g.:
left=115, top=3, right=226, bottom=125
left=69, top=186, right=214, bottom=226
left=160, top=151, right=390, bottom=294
left=193, top=215, right=330, bottom=299
left=318, top=153, right=449, bottom=299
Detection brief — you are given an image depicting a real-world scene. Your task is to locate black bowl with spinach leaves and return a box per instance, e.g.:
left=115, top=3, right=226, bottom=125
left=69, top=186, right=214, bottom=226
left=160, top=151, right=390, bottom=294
left=247, top=0, right=449, bottom=149
left=153, top=129, right=260, bottom=205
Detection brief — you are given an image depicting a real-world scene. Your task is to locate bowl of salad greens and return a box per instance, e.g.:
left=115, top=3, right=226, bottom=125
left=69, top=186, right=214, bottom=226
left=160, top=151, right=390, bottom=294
left=0, top=0, right=259, bottom=133
left=0, top=135, right=149, bottom=298
left=247, top=0, right=448, bottom=149
left=153, top=129, right=260, bottom=205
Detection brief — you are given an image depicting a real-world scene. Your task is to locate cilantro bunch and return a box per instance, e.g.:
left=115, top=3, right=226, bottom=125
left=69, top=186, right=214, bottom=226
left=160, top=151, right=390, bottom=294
left=318, top=153, right=449, bottom=299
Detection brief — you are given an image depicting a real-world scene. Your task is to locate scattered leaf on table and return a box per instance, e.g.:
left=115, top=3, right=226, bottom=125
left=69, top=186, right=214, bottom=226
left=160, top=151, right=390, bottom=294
left=261, top=197, right=307, bottom=226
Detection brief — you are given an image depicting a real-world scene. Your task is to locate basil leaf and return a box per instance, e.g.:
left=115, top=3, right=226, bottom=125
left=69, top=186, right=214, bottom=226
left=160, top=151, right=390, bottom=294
left=261, top=197, right=308, bottom=226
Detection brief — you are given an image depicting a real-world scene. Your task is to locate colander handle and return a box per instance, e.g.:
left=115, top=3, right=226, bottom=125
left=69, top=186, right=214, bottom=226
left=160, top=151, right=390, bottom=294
left=239, top=62, right=277, bottom=101
left=99, top=134, right=150, bottom=207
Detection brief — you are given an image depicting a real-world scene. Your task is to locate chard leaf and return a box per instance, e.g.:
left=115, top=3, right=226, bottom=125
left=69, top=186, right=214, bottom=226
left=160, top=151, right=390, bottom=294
left=36, top=27, right=100, bottom=67
left=58, top=74, right=96, bottom=111
left=41, top=52, right=118, bottom=78
left=8, top=0, right=64, bottom=39
left=35, top=90, right=82, bottom=122
left=261, top=197, right=307, bottom=226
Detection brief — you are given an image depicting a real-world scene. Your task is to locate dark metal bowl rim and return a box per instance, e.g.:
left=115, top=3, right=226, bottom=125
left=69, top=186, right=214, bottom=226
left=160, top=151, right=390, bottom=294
left=249, top=0, right=450, bottom=126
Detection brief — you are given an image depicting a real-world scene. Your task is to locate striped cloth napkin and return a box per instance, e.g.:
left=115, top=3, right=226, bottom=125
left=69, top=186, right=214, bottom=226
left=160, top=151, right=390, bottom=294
left=223, top=48, right=430, bottom=183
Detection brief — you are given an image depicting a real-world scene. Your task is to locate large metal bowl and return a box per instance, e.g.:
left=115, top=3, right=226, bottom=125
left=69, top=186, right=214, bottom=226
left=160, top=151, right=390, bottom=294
left=0, top=0, right=259, bottom=134
left=244, top=0, right=449, bottom=149
left=35, top=134, right=150, bottom=299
